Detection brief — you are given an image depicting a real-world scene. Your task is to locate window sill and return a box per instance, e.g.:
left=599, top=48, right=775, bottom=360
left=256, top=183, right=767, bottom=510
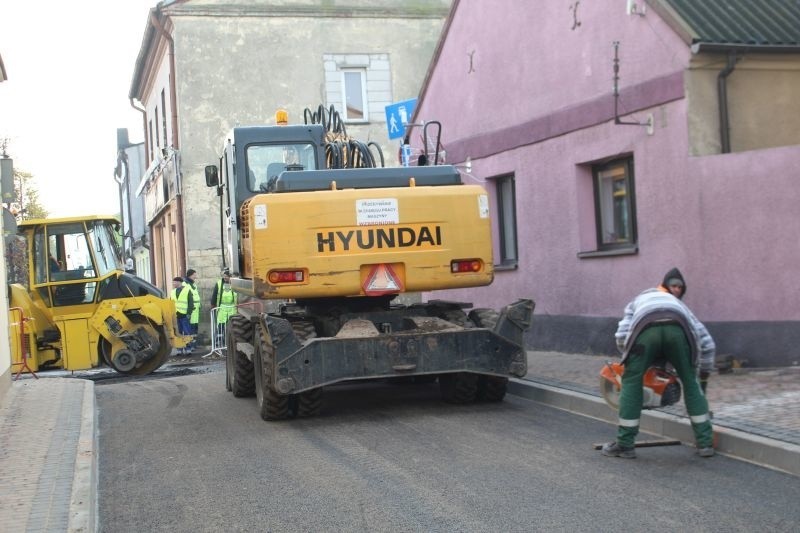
left=577, top=246, right=638, bottom=259
left=494, top=262, right=518, bottom=271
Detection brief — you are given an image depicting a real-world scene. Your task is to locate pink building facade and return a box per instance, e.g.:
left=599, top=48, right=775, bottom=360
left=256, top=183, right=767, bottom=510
left=414, top=1, right=800, bottom=366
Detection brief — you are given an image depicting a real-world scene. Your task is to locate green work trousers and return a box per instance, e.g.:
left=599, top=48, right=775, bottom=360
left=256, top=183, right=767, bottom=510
left=617, top=323, right=713, bottom=448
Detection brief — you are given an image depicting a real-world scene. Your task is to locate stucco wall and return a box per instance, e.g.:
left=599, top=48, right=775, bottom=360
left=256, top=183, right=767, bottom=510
left=686, top=54, right=800, bottom=155
left=169, top=5, right=448, bottom=255
left=414, top=1, right=800, bottom=365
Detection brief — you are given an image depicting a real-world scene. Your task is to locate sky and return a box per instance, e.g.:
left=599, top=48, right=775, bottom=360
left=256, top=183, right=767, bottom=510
left=0, top=0, right=157, bottom=218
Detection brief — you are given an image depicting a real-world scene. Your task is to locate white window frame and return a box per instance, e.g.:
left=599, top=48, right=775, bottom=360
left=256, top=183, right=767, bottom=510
left=593, top=158, right=637, bottom=251
left=341, top=68, right=368, bottom=122
left=491, top=174, right=518, bottom=268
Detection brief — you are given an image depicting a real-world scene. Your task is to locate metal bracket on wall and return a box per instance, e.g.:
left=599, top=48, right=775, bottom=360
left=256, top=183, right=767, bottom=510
left=612, top=41, right=654, bottom=136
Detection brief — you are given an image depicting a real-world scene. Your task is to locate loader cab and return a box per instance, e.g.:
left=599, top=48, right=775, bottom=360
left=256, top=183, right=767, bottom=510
left=22, top=216, right=124, bottom=308
left=205, top=124, right=326, bottom=274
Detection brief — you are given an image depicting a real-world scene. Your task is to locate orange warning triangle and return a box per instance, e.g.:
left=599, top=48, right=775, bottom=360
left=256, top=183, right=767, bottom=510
left=364, top=264, right=402, bottom=295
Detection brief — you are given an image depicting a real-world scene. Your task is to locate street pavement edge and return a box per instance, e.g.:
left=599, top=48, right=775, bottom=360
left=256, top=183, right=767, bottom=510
left=68, top=380, right=97, bottom=533
left=508, top=378, right=800, bottom=478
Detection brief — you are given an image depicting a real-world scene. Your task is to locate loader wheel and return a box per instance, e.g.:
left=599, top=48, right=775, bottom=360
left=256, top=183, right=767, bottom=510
left=439, top=372, right=478, bottom=404
left=253, top=324, right=291, bottom=421
left=99, top=316, right=170, bottom=376
left=226, top=315, right=254, bottom=397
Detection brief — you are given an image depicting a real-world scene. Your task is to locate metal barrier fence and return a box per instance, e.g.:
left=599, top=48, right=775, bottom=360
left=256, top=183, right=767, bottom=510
left=201, top=301, right=262, bottom=358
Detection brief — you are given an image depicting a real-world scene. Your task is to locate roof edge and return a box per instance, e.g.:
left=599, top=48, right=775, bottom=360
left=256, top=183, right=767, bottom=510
left=646, top=0, right=698, bottom=45
left=691, top=43, right=800, bottom=54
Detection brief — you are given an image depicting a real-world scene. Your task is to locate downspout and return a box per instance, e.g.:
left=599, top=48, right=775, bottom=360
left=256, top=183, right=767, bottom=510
left=148, top=10, right=187, bottom=277
left=717, top=52, right=738, bottom=154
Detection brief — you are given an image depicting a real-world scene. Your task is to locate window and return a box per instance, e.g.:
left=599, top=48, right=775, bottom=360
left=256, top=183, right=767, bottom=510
left=323, top=54, right=392, bottom=125
left=154, top=106, right=160, bottom=148
left=492, top=174, right=518, bottom=268
left=342, top=69, right=367, bottom=121
left=246, top=143, right=318, bottom=191
left=161, top=89, right=168, bottom=148
left=592, top=158, right=637, bottom=251
left=148, top=119, right=154, bottom=161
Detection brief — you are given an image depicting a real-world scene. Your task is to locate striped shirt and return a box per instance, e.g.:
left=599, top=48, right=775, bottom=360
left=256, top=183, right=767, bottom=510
left=615, top=288, right=716, bottom=372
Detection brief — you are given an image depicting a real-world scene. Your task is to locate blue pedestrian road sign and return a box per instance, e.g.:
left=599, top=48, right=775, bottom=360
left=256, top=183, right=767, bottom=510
left=385, top=98, right=417, bottom=140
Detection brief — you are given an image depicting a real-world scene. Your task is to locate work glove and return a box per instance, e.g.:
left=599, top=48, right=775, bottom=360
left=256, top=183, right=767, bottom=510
left=699, top=370, right=710, bottom=394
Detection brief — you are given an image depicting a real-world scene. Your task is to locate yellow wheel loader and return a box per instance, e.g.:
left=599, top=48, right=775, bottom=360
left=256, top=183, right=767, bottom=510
left=7, top=215, right=190, bottom=376
left=205, top=107, right=534, bottom=420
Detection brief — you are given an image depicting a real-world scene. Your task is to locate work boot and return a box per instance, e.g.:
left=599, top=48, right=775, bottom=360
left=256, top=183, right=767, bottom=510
left=601, top=441, right=636, bottom=459
left=697, top=447, right=715, bottom=458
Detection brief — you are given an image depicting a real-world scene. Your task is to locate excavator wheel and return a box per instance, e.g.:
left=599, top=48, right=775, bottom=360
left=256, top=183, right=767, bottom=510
left=226, top=315, right=255, bottom=397
left=290, top=319, right=317, bottom=344
left=477, top=376, right=508, bottom=402
left=253, top=323, right=291, bottom=421
left=439, top=373, right=478, bottom=404
left=469, top=308, right=509, bottom=402
left=99, top=315, right=170, bottom=376
left=294, top=389, right=323, bottom=418
left=288, top=319, right=323, bottom=418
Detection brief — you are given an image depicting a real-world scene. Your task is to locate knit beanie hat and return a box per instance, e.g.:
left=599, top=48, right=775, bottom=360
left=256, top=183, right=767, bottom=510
left=661, top=267, right=686, bottom=298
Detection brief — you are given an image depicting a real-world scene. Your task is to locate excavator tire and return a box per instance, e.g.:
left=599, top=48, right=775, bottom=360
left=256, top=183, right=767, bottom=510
left=227, top=315, right=255, bottom=397
left=470, top=308, right=509, bottom=402
left=295, top=389, right=323, bottom=417
left=288, top=319, right=323, bottom=417
left=254, top=323, right=291, bottom=421
left=99, top=315, right=170, bottom=376
left=290, top=319, right=317, bottom=344
left=439, top=372, right=478, bottom=404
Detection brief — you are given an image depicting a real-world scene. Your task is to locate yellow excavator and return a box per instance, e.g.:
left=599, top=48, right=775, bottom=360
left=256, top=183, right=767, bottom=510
left=7, top=215, right=189, bottom=376
left=204, top=107, right=534, bottom=420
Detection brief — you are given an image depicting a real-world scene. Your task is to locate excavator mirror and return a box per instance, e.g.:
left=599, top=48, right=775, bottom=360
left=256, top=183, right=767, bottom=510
left=205, top=165, right=219, bottom=187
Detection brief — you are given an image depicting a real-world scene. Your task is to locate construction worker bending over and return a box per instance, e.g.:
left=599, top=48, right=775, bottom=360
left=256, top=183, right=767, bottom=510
left=602, top=267, right=715, bottom=459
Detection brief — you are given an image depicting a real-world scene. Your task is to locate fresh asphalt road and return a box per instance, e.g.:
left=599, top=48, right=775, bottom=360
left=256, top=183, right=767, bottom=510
left=96, top=365, right=800, bottom=532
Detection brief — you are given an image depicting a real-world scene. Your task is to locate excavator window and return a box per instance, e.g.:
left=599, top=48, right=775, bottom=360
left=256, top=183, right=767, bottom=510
left=246, top=143, right=316, bottom=191
left=33, top=222, right=96, bottom=306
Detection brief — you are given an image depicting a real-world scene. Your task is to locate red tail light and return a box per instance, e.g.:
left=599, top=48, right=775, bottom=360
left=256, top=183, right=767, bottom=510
left=268, top=270, right=305, bottom=283
left=450, top=259, right=482, bottom=273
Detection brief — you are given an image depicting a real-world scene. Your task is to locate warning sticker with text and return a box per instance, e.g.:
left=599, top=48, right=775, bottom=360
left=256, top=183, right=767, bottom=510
left=356, top=198, right=399, bottom=226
